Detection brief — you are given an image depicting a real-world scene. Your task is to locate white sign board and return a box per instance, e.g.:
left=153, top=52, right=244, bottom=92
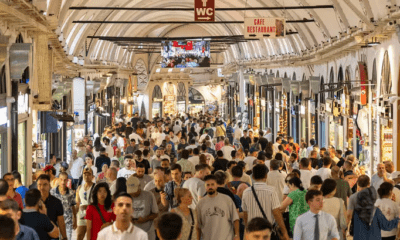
left=18, top=93, right=29, bottom=114
left=244, top=17, right=286, bottom=39
left=0, top=107, right=7, bottom=125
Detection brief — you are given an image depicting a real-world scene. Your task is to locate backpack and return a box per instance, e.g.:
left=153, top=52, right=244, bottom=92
left=226, top=182, right=244, bottom=195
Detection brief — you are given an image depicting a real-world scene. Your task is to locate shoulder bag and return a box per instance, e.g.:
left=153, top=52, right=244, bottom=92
left=94, top=205, right=107, bottom=224
left=251, top=186, right=282, bottom=240
left=188, top=209, right=195, bottom=240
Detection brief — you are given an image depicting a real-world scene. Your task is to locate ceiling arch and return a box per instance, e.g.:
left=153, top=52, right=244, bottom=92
left=50, top=0, right=395, bottom=68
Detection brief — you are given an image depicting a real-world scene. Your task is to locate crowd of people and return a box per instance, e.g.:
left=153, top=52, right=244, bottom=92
left=0, top=111, right=399, bottom=240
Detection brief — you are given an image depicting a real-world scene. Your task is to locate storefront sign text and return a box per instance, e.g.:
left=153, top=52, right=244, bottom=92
left=244, top=17, right=286, bottom=39
left=164, top=95, right=176, bottom=101
left=194, top=0, right=215, bottom=22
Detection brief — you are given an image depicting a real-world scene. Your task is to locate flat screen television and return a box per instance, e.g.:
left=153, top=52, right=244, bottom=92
left=161, top=41, right=210, bottom=68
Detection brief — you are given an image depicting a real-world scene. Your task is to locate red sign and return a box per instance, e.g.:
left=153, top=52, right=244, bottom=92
left=194, top=0, right=215, bottom=22
left=172, top=41, right=193, bottom=50
left=358, top=62, right=368, bottom=105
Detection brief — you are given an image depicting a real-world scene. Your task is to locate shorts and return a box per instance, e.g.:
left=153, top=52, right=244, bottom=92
left=77, top=210, right=87, bottom=226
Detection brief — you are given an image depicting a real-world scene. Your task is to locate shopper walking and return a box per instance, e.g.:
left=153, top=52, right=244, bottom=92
left=171, top=188, right=198, bottom=240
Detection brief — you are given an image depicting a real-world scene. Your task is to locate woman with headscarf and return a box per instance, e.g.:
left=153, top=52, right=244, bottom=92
left=353, top=187, right=399, bottom=240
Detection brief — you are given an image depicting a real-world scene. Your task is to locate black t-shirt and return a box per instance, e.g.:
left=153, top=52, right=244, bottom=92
left=136, top=159, right=151, bottom=174
left=20, top=211, right=54, bottom=240
left=212, top=158, right=229, bottom=173
left=44, top=195, right=63, bottom=227
left=258, top=137, right=268, bottom=151
left=337, top=158, right=345, bottom=168
left=240, top=137, right=251, bottom=150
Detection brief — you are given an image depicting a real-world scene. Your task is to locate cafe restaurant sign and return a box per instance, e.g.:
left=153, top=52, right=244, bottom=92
left=244, top=17, right=286, bottom=39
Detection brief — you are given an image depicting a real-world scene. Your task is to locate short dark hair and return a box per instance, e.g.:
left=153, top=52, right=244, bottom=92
left=204, top=174, right=218, bottom=183
left=306, top=189, right=322, bottom=202
left=181, top=149, right=190, bottom=159
left=0, top=179, right=9, bottom=195
left=170, top=164, right=182, bottom=172
left=270, top=160, right=281, bottom=170
left=378, top=182, right=394, bottom=198
left=310, top=175, right=323, bottom=185
left=217, top=150, right=224, bottom=158
left=114, top=192, right=133, bottom=202
left=321, top=179, right=337, bottom=196
left=310, top=139, right=316, bottom=145
left=156, top=213, right=183, bottom=240
left=135, top=150, right=142, bottom=158
left=0, top=199, right=19, bottom=212
left=12, top=171, right=22, bottom=184
left=357, top=175, right=370, bottom=188
left=253, top=164, right=269, bottom=180
left=299, top=158, right=310, bottom=168
left=323, top=157, right=332, bottom=166
left=193, top=148, right=200, bottom=155
left=100, top=147, right=106, bottom=152
left=231, top=166, right=243, bottom=178
left=0, top=214, right=15, bottom=240
left=25, top=189, right=42, bottom=207
left=111, top=160, right=120, bottom=168
left=195, top=164, right=211, bottom=172
left=136, top=162, right=145, bottom=169
left=227, top=161, right=237, bottom=169
left=246, top=217, right=272, bottom=233
left=37, top=174, right=51, bottom=183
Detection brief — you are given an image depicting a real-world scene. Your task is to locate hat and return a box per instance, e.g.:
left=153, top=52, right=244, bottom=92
left=343, top=170, right=354, bottom=177
left=126, top=175, right=140, bottom=194
left=83, top=167, right=93, bottom=175
left=61, top=162, right=69, bottom=170
left=43, top=165, right=55, bottom=172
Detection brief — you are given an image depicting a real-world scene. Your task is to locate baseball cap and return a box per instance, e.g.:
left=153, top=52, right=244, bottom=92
left=126, top=175, right=140, bottom=194
left=83, top=167, right=93, bottom=175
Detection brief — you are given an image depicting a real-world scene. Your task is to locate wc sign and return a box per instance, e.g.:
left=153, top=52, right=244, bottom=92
left=194, top=0, right=215, bottom=22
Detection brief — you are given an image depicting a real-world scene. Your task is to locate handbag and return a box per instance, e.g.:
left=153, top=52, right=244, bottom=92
left=251, top=186, right=282, bottom=240
left=187, top=209, right=194, bottom=240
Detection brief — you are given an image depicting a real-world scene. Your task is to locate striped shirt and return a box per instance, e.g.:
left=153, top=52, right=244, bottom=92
left=242, top=182, right=280, bottom=224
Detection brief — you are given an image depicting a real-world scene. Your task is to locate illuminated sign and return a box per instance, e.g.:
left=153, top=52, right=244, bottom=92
left=244, top=18, right=286, bottom=39
left=358, top=62, right=368, bottom=105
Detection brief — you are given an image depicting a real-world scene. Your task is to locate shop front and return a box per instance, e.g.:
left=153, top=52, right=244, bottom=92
left=189, top=88, right=205, bottom=115
left=0, top=102, right=8, bottom=177
left=177, top=82, right=186, bottom=114
left=152, top=85, right=163, bottom=118
left=163, top=95, right=176, bottom=117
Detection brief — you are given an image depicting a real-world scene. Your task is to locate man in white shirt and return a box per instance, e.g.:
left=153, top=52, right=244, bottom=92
left=264, top=128, right=272, bottom=142
left=306, top=139, right=316, bottom=158
left=243, top=150, right=258, bottom=171
left=242, top=164, right=289, bottom=240
left=299, top=158, right=317, bottom=190
left=117, top=156, right=136, bottom=179
left=103, top=138, right=114, bottom=158
left=293, top=190, right=339, bottom=240
left=188, top=148, right=200, bottom=166
left=273, top=137, right=282, bottom=154
left=97, top=192, right=148, bottom=240
left=172, top=121, right=181, bottom=135
left=199, top=129, right=210, bottom=143
left=69, top=150, right=84, bottom=189
left=221, top=139, right=235, bottom=161
left=195, top=122, right=203, bottom=135
left=315, top=157, right=332, bottom=181
left=129, top=131, right=143, bottom=144
left=182, top=164, right=211, bottom=209
left=371, top=163, right=393, bottom=190
left=266, top=160, right=287, bottom=203
left=233, top=123, right=243, bottom=148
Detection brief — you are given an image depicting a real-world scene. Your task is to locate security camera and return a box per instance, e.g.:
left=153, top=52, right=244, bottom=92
left=389, top=96, right=400, bottom=104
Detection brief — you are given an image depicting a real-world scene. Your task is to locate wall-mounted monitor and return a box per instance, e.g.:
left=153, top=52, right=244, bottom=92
left=161, top=41, right=210, bottom=68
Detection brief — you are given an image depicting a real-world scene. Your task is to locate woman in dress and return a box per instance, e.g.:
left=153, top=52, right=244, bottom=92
left=279, top=177, right=309, bottom=235
left=320, top=179, right=347, bottom=240
left=375, top=182, right=399, bottom=240
left=85, top=182, right=115, bottom=240
left=170, top=188, right=199, bottom=240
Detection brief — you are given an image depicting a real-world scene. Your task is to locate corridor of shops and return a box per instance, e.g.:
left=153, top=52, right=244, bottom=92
left=0, top=0, right=400, bottom=240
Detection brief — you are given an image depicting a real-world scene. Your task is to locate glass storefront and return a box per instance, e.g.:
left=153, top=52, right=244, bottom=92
left=18, top=122, right=26, bottom=184
left=152, top=102, right=162, bottom=118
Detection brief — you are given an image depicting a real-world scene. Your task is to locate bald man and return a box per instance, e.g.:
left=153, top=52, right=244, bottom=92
left=371, top=163, right=393, bottom=190
left=149, top=172, right=169, bottom=213
left=331, top=166, right=351, bottom=207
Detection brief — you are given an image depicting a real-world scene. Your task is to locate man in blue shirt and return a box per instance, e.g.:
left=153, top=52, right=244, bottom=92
left=0, top=199, right=40, bottom=240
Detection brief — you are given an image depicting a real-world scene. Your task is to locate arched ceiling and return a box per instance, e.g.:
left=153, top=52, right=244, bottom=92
left=50, top=0, right=397, bottom=69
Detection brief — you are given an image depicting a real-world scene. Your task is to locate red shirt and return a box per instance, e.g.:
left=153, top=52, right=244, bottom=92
left=9, top=192, right=23, bottom=209
left=85, top=203, right=115, bottom=240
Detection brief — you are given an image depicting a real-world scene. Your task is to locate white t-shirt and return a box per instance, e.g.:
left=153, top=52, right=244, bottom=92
left=188, top=156, right=200, bottom=166
left=371, top=173, right=392, bottom=190
left=244, top=156, right=257, bottom=171
left=221, top=145, right=235, bottom=160
left=105, top=145, right=114, bottom=158
left=117, top=168, right=136, bottom=179
left=299, top=169, right=316, bottom=190
left=97, top=222, right=148, bottom=240
left=315, top=167, right=332, bottom=181
left=182, top=177, right=205, bottom=209
left=375, top=198, right=399, bottom=237
left=70, top=158, right=84, bottom=179
left=129, top=132, right=143, bottom=143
